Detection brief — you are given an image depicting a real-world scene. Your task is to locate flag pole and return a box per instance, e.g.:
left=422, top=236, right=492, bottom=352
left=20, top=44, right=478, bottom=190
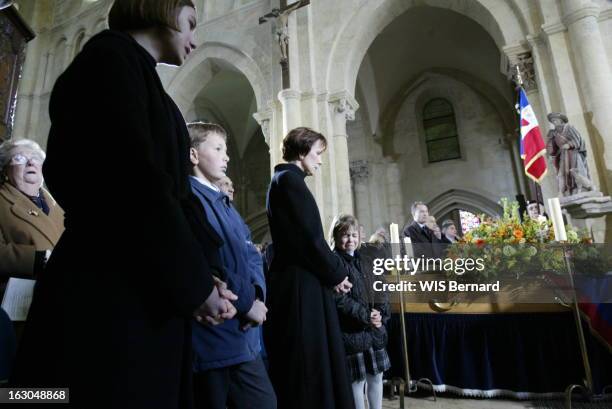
left=514, top=65, right=545, bottom=209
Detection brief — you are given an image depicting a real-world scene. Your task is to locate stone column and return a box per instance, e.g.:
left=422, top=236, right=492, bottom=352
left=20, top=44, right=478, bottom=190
left=329, top=92, right=359, bottom=216
left=349, top=159, right=371, bottom=233
left=562, top=0, right=612, bottom=193
left=278, top=89, right=301, bottom=136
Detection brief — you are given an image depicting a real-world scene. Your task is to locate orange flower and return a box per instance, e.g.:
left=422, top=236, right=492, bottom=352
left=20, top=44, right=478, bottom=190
left=475, top=238, right=486, bottom=247
left=513, top=229, right=524, bottom=239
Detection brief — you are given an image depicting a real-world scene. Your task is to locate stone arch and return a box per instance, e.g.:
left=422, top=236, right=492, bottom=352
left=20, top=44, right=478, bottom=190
left=326, top=0, right=529, bottom=95
left=428, top=189, right=503, bottom=219
left=166, top=34, right=270, bottom=113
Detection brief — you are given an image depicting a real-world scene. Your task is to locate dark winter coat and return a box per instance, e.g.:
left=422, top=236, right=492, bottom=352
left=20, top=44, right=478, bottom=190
left=11, top=30, right=222, bottom=409
left=402, top=220, right=443, bottom=260
left=334, top=249, right=389, bottom=355
left=190, top=177, right=264, bottom=371
left=265, top=163, right=354, bottom=409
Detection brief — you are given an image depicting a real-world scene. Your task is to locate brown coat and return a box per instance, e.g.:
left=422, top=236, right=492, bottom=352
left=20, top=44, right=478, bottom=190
left=0, top=181, right=64, bottom=281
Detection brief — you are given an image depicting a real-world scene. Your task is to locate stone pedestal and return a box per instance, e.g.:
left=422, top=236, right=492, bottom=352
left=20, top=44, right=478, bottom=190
left=560, top=191, right=612, bottom=242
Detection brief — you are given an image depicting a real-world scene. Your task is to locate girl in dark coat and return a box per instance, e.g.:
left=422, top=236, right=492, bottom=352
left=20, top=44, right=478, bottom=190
left=330, top=215, right=391, bottom=409
left=11, top=1, right=236, bottom=408
left=265, top=127, right=354, bottom=409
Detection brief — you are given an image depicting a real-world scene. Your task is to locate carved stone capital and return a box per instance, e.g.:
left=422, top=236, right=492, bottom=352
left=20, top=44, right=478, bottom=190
left=331, top=98, right=356, bottom=121
left=505, top=49, right=537, bottom=92
left=253, top=109, right=272, bottom=147
left=350, top=160, right=369, bottom=182
left=328, top=90, right=359, bottom=120
left=278, top=88, right=301, bottom=101
left=563, top=4, right=600, bottom=27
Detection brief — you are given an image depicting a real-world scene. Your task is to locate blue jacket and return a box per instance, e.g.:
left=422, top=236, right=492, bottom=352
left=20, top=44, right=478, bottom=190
left=190, top=177, right=265, bottom=371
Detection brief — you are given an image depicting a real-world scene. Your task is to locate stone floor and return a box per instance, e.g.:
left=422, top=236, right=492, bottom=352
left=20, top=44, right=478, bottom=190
left=381, top=396, right=533, bottom=409
left=380, top=396, right=612, bottom=409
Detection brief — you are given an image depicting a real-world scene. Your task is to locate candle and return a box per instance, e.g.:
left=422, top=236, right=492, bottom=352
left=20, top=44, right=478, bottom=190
left=547, top=197, right=567, bottom=242
left=404, top=236, right=414, bottom=258
left=389, top=223, right=399, bottom=244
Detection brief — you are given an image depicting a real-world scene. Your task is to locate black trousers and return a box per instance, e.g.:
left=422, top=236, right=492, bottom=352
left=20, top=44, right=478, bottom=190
left=193, top=355, right=276, bottom=409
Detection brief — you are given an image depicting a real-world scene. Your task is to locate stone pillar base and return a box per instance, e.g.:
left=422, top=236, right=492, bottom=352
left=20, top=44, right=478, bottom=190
left=560, top=191, right=612, bottom=243
left=560, top=191, right=612, bottom=218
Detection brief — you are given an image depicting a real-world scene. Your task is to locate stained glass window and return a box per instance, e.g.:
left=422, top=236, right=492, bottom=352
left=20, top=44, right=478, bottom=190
left=459, top=210, right=481, bottom=235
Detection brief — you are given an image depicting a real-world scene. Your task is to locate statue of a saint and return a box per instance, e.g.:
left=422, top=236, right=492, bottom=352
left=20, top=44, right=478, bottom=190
left=546, top=112, right=592, bottom=196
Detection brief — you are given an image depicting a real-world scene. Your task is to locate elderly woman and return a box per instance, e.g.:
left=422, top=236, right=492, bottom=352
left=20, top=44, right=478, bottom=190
left=0, top=139, right=64, bottom=296
left=0, top=139, right=63, bottom=383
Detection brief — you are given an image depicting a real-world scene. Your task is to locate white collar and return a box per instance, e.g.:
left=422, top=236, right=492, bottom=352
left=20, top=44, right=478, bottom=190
left=192, top=176, right=220, bottom=192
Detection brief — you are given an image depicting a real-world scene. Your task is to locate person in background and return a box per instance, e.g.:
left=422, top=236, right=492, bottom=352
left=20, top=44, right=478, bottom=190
left=11, top=2, right=236, bottom=407
left=215, top=175, right=235, bottom=202
left=0, top=139, right=64, bottom=380
left=331, top=214, right=390, bottom=409
left=425, top=215, right=442, bottom=241
left=188, top=122, right=275, bottom=409
left=265, top=127, right=353, bottom=409
left=0, top=139, right=64, bottom=300
left=440, top=219, right=459, bottom=244
left=402, top=201, right=442, bottom=260
left=526, top=200, right=548, bottom=223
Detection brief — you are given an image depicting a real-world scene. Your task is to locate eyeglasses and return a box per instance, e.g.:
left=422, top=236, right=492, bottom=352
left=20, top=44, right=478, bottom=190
left=10, top=153, right=44, bottom=166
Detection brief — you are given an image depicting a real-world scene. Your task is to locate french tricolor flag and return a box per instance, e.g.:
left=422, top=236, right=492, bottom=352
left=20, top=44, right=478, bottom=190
left=519, top=88, right=547, bottom=183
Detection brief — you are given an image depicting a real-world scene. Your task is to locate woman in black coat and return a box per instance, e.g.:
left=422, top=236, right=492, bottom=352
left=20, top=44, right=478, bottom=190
left=265, top=127, right=354, bottom=409
left=330, top=215, right=391, bottom=409
left=11, top=1, right=235, bottom=408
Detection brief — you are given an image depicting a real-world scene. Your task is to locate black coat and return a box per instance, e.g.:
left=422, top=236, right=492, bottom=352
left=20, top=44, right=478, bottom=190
left=334, top=249, right=389, bottom=355
left=11, top=30, right=222, bottom=409
left=265, top=164, right=354, bottom=409
left=402, top=221, right=443, bottom=260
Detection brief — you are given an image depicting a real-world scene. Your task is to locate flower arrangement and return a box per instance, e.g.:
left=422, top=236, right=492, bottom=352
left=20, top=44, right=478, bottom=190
left=446, top=198, right=597, bottom=281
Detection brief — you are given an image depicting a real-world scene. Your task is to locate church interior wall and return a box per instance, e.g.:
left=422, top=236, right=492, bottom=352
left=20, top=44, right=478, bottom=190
left=5, top=0, right=612, bottom=241
left=348, top=75, right=517, bottom=236
left=341, top=2, right=523, bottom=236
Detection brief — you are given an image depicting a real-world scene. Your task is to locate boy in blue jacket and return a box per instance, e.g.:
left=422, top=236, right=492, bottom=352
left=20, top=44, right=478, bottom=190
left=187, top=122, right=276, bottom=409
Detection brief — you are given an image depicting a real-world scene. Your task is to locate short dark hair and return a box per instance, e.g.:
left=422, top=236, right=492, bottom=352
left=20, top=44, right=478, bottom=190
left=108, top=0, right=195, bottom=32
left=441, top=219, right=455, bottom=231
left=282, top=127, right=327, bottom=162
left=329, top=214, right=360, bottom=250
left=526, top=200, right=543, bottom=206
left=187, top=122, right=227, bottom=148
left=411, top=201, right=427, bottom=215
